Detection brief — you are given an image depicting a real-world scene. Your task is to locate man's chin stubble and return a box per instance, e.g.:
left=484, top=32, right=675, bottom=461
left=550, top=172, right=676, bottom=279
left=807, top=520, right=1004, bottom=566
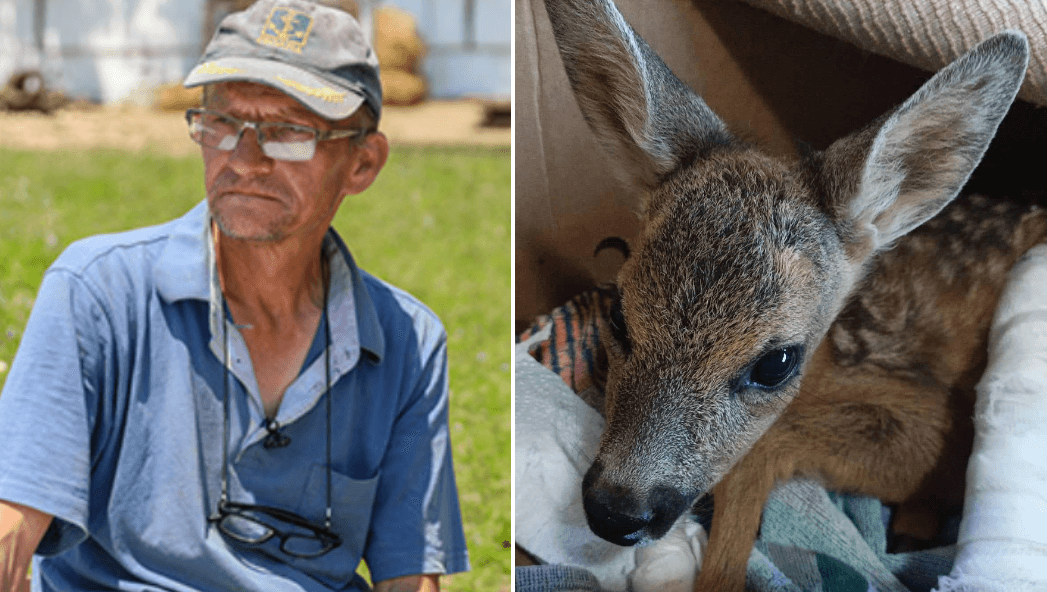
left=212, top=211, right=294, bottom=243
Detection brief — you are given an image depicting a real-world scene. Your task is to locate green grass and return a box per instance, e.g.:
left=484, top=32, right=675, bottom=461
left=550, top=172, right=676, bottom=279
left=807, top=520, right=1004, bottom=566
left=0, top=145, right=511, bottom=590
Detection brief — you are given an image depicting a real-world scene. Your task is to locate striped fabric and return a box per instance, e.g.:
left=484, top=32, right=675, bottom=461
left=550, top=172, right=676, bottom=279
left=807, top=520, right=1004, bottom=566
left=517, top=287, right=616, bottom=396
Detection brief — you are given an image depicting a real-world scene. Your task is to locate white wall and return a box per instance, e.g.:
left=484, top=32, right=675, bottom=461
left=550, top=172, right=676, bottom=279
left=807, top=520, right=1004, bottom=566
left=0, top=0, right=43, bottom=83
left=0, top=0, right=509, bottom=103
left=0, top=0, right=202, bottom=103
left=383, top=0, right=511, bottom=99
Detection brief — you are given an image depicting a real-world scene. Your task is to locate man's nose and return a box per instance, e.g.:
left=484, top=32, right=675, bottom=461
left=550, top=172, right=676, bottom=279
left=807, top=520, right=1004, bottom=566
left=228, top=127, right=273, bottom=174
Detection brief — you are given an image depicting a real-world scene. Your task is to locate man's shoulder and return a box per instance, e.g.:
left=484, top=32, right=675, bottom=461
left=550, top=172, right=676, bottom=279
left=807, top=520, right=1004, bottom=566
left=51, top=224, right=169, bottom=275
left=49, top=203, right=204, bottom=278
left=356, top=267, right=445, bottom=336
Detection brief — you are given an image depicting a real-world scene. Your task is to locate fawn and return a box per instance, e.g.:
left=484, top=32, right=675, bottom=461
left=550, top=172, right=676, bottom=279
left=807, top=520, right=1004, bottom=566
left=542, top=0, right=1047, bottom=589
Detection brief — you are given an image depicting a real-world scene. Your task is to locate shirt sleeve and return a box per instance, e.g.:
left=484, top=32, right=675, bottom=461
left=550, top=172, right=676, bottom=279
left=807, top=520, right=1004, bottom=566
left=0, top=269, right=111, bottom=556
left=363, top=325, right=471, bottom=582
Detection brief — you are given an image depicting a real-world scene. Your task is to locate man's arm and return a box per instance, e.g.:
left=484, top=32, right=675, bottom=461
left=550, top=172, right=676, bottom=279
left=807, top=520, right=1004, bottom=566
left=0, top=500, right=52, bottom=592
left=363, top=324, right=469, bottom=580
left=373, top=574, right=439, bottom=592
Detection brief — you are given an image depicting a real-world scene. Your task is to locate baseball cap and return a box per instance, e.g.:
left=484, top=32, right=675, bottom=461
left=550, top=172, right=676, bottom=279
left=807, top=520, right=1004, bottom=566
left=184, top=0, right=381, bottom=121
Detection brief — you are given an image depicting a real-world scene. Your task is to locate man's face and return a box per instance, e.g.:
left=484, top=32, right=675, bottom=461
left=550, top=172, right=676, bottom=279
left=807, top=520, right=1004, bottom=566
left=202, top=81, right=382, bottom=243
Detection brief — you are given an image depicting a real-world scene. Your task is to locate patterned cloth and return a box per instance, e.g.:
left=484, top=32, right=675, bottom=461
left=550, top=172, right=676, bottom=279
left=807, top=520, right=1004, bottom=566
left=518, top=286, right=615, bottom=397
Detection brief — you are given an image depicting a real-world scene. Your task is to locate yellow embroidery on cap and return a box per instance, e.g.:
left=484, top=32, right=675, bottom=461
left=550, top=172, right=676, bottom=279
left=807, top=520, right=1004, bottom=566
left=257, top=6, right=314, bottom=54
left=276, top=76, right=347, bottom=104
left=197, top=62, right=241, bottom=75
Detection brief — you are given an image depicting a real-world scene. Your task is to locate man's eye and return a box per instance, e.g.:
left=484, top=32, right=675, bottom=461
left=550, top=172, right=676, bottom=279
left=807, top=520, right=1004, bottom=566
left=206, top=112, right=237, bottom=124
left=202, top=114, right=239, bottom=133
left=266, top=125, right=315, bottom=143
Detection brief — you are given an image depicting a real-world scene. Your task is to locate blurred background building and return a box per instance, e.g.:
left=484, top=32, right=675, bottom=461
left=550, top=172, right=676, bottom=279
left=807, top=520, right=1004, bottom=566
left=0, top=0, right=510, bottom=106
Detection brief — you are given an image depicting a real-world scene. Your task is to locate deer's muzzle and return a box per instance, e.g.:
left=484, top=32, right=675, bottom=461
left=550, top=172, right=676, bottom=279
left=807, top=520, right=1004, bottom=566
left=581, top=457, right=692, bottom=546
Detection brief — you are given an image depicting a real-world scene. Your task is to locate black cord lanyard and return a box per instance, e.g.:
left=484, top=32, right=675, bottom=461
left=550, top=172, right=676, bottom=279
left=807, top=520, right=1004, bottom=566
left=219, top=254, right=334, bottom=530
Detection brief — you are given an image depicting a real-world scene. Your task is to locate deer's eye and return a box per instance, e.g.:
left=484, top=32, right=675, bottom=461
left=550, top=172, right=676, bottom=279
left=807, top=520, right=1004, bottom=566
left=608, top=290, right=632, bottom=356
left=747, top=346, right=802, bottom=389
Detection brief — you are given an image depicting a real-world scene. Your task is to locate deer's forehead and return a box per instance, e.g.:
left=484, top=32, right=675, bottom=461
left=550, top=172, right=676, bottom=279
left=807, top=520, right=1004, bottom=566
left=620, top=207, right=833, bottom=357
left=642, top=159, right=825, bottom=254
left=632, top=193, right=830, bottom=300
left=621, top=150, right=838, bottom=345
left=649, top=149, right=814, bottom=213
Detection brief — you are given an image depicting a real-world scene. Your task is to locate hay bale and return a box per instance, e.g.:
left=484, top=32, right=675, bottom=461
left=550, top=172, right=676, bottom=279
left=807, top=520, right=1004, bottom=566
left=374, top=6, right=425, bottom=73
left=380, top=69, right=427, bottom=106
left=153, top=84, right=203, bottom=112
left=331, top=0, right=359, bottom=18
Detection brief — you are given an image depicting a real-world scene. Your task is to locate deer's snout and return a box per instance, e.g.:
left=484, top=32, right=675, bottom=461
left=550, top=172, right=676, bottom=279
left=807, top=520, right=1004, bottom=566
left=581, top=458, right=691, bottom=546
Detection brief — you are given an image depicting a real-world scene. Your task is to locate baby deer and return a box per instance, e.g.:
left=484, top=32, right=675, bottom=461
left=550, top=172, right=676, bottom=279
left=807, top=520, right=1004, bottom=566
left=543, top=0, right=1047, bottom=589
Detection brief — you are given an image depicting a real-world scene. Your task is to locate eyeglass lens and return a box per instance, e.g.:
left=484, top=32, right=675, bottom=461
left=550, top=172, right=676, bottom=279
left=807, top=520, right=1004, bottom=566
left=217, top=510, right=336, bottom=558
left=188, top=111, right=317, bottom=161
left=218, top=511, right=272, bottom=544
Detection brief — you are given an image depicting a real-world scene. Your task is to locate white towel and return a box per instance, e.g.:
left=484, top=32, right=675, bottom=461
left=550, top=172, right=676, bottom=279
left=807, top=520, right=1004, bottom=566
left=935, top=244, right=1047, bottom=592
left=514, top=326, right=706, bottom=592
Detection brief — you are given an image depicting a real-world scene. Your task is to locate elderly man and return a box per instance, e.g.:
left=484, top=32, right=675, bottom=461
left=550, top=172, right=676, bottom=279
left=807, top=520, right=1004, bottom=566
left=0, top=1, right=469, bottom=590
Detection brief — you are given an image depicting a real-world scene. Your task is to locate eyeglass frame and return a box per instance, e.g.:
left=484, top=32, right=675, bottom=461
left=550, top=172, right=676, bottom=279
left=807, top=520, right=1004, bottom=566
left=213, top=499, right=341, bottom=558
left=185, top=108, right=366, bottom=161
left=210, top=252, right=342, bottom=558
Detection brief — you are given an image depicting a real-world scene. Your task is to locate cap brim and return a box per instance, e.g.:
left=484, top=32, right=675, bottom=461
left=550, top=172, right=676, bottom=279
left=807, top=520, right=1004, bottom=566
left=184, top=56, right=366, bottom=120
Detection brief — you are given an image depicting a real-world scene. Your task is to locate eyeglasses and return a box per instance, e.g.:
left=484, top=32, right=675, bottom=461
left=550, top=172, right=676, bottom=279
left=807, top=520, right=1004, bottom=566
left=186, top=108, right=364, bottom=162
left=214, top=500, right=341, bottom=558
left=211, top=253, right=341, bottom=558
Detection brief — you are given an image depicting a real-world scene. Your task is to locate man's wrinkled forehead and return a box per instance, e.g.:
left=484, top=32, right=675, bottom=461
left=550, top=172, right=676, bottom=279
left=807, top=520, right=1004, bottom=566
left=208, top=81, right=322, bottom=123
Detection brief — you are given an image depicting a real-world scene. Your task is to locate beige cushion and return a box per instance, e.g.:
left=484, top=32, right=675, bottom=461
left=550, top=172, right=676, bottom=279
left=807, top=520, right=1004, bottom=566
left=738, top=0, right=1047, bottom=106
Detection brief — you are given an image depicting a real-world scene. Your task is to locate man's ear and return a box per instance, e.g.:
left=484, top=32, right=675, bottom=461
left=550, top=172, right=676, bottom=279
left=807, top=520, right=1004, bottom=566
left=342, top=131, right=389, bottom=195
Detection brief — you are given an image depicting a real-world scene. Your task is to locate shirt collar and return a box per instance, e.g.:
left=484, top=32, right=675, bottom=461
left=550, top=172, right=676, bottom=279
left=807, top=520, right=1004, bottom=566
left=153, top=200, right=384, bottom=364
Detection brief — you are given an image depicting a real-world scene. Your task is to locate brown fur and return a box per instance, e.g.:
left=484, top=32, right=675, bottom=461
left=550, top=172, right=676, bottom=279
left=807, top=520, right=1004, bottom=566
left=695, top=194, right=1047, bottom=590
left=541, top=0, right=1040, bottom=589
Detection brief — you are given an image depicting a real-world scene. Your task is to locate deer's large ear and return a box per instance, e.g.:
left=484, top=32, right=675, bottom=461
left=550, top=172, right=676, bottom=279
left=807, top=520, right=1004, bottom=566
left=821, top=31, right=1028, bottom=252
left=544, top=0, right=733, bottom=191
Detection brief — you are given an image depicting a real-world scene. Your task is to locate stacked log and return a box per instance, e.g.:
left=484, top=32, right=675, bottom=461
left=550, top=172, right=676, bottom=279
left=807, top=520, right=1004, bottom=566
left=0, top=71, right=67, bottom=113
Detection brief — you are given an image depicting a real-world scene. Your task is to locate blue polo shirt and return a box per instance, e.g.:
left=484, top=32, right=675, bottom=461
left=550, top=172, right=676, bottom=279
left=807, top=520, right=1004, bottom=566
left=0, top=201, right=470, bottom=591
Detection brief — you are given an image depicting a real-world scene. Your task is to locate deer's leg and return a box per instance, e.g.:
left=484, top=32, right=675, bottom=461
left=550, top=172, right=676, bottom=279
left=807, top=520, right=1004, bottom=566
left=693, top=437, right=790, bottom=592
left=694, top=371, right=969, bottom=591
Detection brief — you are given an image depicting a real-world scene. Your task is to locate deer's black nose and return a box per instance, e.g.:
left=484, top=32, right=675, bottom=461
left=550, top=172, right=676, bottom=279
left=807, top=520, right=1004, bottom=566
left=582, top=459, right=648, bottom=545
left=582, top=492, right=649, bottom=545
left=581, top=458, right=692, bottom=546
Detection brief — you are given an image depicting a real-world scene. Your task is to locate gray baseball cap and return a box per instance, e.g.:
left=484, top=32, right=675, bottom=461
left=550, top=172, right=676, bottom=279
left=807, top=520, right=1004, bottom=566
left=184, top=0, right=381, bottom=121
